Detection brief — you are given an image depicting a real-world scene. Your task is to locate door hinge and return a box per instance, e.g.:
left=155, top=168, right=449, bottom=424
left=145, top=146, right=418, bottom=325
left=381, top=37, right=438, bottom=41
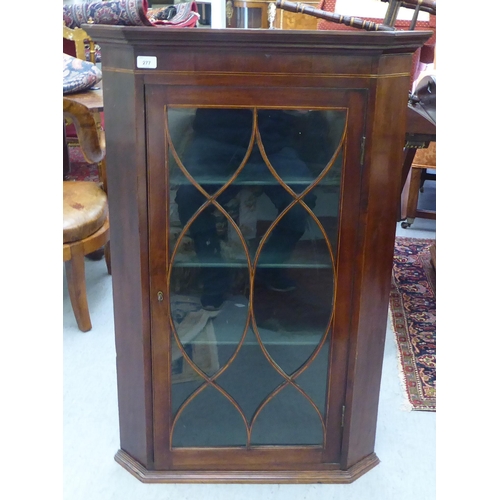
left=360, top=136, right=366, bottom=166
left=341, top=405, right=346, bottom=427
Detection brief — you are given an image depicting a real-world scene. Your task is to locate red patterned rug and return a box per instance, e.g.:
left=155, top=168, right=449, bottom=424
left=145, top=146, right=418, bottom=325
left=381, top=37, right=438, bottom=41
left=65, top=145, right=100, bottom=182
left=389, top=237, right=436, bottom=412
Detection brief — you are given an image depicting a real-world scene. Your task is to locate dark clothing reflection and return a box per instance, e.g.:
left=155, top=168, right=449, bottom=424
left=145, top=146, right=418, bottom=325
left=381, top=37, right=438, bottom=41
left=175, top=108, right=319, bottom=309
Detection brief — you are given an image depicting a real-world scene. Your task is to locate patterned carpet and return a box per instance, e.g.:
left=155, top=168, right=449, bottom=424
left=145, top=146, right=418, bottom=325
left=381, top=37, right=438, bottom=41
left=65, top=145, right=99, bottom=182
left=389, top=237, right=436, bottom=411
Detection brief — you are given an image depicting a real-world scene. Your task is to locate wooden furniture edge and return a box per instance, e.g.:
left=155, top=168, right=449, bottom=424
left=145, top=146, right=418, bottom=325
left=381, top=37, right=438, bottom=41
left=84, top=24, right=432, bottom=53
left=114, top=449, right=380, bottom=483
left=63, top=217, right=110, bottom=261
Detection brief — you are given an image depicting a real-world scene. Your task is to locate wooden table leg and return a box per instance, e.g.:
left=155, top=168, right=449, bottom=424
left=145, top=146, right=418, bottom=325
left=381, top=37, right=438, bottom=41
left=404, top=166, right=423, bottom=227
left=399, top=147, right=417, bottom=222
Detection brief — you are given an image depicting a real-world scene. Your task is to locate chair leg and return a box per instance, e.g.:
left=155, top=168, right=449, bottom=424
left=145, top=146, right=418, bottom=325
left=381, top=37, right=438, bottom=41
left=65, top=244, right=92, bottom=332
left=104, top=241, right=111, bottom=275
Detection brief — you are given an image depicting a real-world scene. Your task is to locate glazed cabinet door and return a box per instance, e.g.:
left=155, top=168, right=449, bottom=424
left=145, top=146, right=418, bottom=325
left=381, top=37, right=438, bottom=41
left=146, top=83, right=367, bottom=471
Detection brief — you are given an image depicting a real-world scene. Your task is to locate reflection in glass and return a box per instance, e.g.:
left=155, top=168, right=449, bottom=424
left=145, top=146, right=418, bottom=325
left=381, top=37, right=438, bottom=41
left=167, top=107, right=346, bottom=447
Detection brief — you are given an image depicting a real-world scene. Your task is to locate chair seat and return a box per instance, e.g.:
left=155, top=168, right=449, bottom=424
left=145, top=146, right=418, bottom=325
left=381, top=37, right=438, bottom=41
left=63, top=181, right=108, bottom=243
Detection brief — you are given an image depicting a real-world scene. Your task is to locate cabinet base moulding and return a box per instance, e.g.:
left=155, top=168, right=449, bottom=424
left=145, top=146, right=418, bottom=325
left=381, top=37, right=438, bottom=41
left=114, top=449, right=380, bottom=484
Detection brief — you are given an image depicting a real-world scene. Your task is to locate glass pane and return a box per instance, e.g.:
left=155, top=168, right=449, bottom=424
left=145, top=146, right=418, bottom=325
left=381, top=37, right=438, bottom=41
left=216, top=328, right=285, bottom=422
left=253, top=204, right=333, bottom=373
left=171, top=371, right=204, bottom=416
left=297, top=109, right=346, bottom=187
left=167, top=106, right=345, bottom=448
left=294, top=341, right=330, bottom=416
left=251, top=384, right=324, bottom=446
left=172, top=385, right=247, bottom=447
left=168, top=107, right=253, bottom=188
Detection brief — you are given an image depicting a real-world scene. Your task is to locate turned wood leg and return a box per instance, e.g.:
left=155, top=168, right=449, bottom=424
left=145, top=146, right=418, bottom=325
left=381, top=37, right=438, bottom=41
left=104, top=241, right=112, bottom=275
left=65, top=244, right=92, bottom=332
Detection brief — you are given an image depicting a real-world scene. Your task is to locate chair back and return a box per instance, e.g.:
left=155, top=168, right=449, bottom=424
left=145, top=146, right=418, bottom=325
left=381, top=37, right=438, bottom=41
left=63, top=23, right=97, bottom=64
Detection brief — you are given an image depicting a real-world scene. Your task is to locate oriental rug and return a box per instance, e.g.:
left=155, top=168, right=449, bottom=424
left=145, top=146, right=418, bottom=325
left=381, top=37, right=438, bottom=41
left=389, top=236, right=436, bottom=412
left=65, top=145, right=99, bottom=183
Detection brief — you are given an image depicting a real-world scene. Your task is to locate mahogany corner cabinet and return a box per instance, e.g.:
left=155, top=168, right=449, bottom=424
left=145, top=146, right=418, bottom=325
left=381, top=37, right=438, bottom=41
left=84, top=25, right=431, bottom=484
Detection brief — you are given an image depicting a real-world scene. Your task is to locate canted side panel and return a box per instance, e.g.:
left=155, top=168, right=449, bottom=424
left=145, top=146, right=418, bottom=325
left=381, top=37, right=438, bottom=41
left=342, top=54, right=414, bottom=469
left=102, top=69, right=154, bottom=468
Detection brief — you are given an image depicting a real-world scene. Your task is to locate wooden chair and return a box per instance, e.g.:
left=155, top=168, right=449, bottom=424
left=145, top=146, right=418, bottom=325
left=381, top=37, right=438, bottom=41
left=401, top=140, right=436, bottom=228
left=63, top=22, right=97, bottom=64
left=63, top=97, right=110, bottom=332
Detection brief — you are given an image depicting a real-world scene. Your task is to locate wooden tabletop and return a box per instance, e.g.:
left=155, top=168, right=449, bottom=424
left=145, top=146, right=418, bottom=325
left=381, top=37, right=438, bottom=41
left=64, top=87, right=104, bottom=112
